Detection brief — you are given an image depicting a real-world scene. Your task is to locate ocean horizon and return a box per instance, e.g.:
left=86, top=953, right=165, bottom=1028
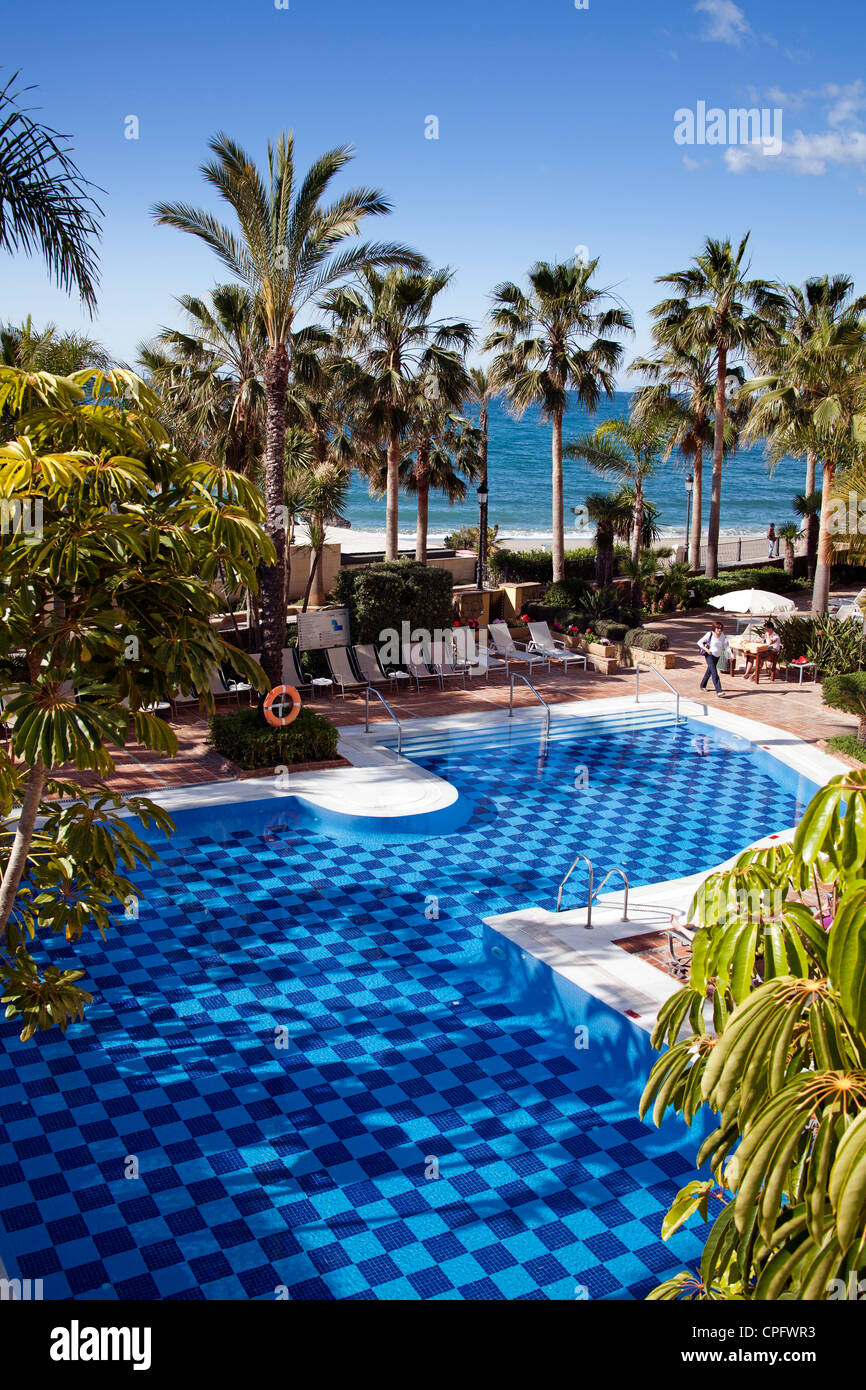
left=337, top=390, right=810, bottom=548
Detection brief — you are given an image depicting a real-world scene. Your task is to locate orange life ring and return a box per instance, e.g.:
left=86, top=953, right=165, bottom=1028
left=262, top=684, right=302, bottom=728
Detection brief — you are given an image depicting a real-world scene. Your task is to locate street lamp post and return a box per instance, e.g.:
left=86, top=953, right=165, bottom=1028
left=684, top=474, right=694, bottom=569
left=476, top=484, right=488, bottom=590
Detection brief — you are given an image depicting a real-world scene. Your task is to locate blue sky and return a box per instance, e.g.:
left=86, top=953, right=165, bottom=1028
left=4, top=0, right=865, bottom=377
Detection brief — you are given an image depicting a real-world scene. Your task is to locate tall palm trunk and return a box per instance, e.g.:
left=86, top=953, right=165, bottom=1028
left=477, top=402, right=489, bottom=590
left=260, top=345, right=289, bottom=685
left=552, top=406, right=565, bottom=583
left=414, top=441, right=430, bottom=563
left=689, top=440, right=703, bottom=570
left=385, top=433, right=400, bottom=561
left=706, top=343, right=727, bottom=579
left=813, top=459, right=836, bottom=614
left=629, top=482, right=644, bottom=609
left=805, top=448, right=816, bottom=498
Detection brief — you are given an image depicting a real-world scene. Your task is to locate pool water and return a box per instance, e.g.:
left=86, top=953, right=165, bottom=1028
left=0, top=714, right=811, bottom=1300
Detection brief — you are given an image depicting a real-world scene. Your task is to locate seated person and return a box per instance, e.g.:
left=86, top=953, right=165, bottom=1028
left=743, top=619, right=781, bottom=679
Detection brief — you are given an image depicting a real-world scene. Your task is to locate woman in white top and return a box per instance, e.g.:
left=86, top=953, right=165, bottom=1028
left=743, top=620, right=781, bottom=681
left=697, top=621, right=728, bottom=696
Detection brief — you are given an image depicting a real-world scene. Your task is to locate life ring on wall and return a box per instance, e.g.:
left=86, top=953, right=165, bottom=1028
left=262, top=684, right=302, bottom=728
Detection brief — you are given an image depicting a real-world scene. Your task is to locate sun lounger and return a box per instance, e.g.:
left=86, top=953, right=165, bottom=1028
left=353, top=644, right=391, bottom=686
left=487, top=620, right=550, bottom=673
left=403, top=641, right=444, bottom=691
left=453, top=627, right=507, bottom=681
left=222, top=651, right=260, bottom=704
left=526, top=621, right=587, bottom=673
left=281, top=646, right=313, bottom=692
left=431, top=637, right=468, bottom=688
left=325, top=645, right=364, bottom=698
left=171, top=667, right=237, bottom=717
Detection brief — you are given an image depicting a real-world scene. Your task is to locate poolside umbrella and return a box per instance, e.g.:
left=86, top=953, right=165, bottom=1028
left=707, top=589, right=797, bottom=617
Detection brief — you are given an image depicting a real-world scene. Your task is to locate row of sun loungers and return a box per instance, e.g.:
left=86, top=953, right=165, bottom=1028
left=0, top=624, right=586, bottom=733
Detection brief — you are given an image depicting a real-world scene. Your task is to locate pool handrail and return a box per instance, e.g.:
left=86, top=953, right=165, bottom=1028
left=556, top=856, right=629, bottom=928
left=557, top=852, right=593, bottom=917
left=364, top=686, right=403, bottom=754
left=634, top=662, right=681, bottom=723
left=508, top=672, right=551, bottom=737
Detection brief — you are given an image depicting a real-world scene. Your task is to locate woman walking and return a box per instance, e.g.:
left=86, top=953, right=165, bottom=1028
left=698, top=620, right=729, bottom=697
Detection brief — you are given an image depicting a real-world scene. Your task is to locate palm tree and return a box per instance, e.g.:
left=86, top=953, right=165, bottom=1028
left=793, top=490, right=822, bottom=580
left=655, top=234, right=785, bottom=578
left=777, top=522, right=800, bottom=575
left=485, top=259, right=632, bottom=584
left=324, top=267, right=473, bottom=561
left=1, top=316, right=109, bottom=374
left=140, top=284, right=267, bottom=475
left=631, top=320, right=744, bottom=571
left=765, top=277, right=866, bottom=497
left=153, top=132, right=422, bottom=683
left=565, top=415, right=670, bottom=577
left=0, top=73, right=101, bottom=310
left=468, top=366, right=500, bottom=587
left=744, top=314, right=866, bottom=612
left=299, top=461, right=352, bottom=610
left=584, top=491, right=633, bottom=587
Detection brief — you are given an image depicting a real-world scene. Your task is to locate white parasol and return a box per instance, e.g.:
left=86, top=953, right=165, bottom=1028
left=707, top=589, right=797, bottom=617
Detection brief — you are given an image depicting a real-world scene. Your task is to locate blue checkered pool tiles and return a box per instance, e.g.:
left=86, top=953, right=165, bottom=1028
left=0, top=716, right=810, bottom=1299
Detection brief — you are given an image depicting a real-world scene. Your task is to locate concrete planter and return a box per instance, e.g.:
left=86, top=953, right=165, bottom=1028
left=574, top=639, right=618, bottom=675
left=500, top=582, right=543, bottom=621
left=624, top=645, right=676, bottom=670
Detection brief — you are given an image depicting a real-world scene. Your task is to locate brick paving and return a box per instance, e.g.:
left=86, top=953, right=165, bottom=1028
left=46, top=587, right=864, bottom=795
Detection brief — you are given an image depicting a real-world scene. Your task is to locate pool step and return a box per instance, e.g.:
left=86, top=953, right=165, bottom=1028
left=392, top=708, right=680, bottom=760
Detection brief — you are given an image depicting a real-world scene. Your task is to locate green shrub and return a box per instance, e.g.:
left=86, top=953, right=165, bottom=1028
left=688, top=568, right=810, bottom=607
left=808, top=618, right=866, bottom=676
left=208, top=706, right=339, bottom=770
left=590, top=619, right=628, bottom=641
left=542, top=579, right=590, bottom=610
left=774, top=615, right=813, bottom=663
left=332, top=559, right=453, bottom=644
left=624, top=627, right=670, bottom=652
left=824, top=734, right=866, bottom=763
left=822, top=670, right=866, bottom=739
left=488, top=546, right=629, bottom=584
left=442, top=523, right=499, bottom=552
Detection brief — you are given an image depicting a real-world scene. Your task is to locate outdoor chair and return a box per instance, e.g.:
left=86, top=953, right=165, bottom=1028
left=353, top=643, right=392, bottom=687
left=281, top=646, right=312, bottom=694
left=453, top=627, right=507, bottom=681
left=171, top=667, right=237, bottom=718
left=403, top=641, right=444, bottom=692
left=222, top=651, right=260, bottom=705
left=325, top=645, right=365, bottom=699
left=526, top=621, right=587, bottom=674
left=431, top=636, right=468, bottom=688
left=487, top=619, right=550, bottom=674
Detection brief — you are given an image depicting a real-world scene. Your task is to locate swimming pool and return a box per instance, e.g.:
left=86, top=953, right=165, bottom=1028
left=0, top=712, right=813, bottom=1300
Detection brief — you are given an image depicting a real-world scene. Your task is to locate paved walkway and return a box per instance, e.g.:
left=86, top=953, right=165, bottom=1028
left=54, top=588, right=863, bottom=794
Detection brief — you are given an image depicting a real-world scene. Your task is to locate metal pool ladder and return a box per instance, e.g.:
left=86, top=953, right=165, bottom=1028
left=508, top=672, right=551, bottom=737
left=556, top=854, right=629, bottom=929
left=364, top=686, right=403, bottom=754
left=634, top=662, right=681, bottom=723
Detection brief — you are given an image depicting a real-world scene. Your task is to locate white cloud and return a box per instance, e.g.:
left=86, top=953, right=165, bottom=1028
left=725, top=128, right=866, bottom=175
left=682, top=155, right=701, bottom=170
left=825, top=81, right=866, bottom=127
left=695, top=0, right=751, bottom=45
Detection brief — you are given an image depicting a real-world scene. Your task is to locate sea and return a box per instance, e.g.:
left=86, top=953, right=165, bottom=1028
left=337, top=390, right=809, bottom=551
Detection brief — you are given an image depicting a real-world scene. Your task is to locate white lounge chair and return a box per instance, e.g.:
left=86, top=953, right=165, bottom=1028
left=453, top=627, right=507, bottom=681
left=487, top=620, right=550, bottom=673
left=171, top=667, right=236, bottom=718
left=526, top=621, right=587, bottom=673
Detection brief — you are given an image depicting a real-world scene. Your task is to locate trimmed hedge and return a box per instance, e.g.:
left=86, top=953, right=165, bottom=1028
left=542, top=579, right=591, bottom=610
left=591, top=619, right=628, bottom=642
left=624, top=627, right=670, bottom=652
left=688, top=568, right=810, bottom=606
left=208, top=706, right=339, bottom=770
left=488, top=546, right=629, bottom=584
left=332, top=559, right=453, bottom=645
